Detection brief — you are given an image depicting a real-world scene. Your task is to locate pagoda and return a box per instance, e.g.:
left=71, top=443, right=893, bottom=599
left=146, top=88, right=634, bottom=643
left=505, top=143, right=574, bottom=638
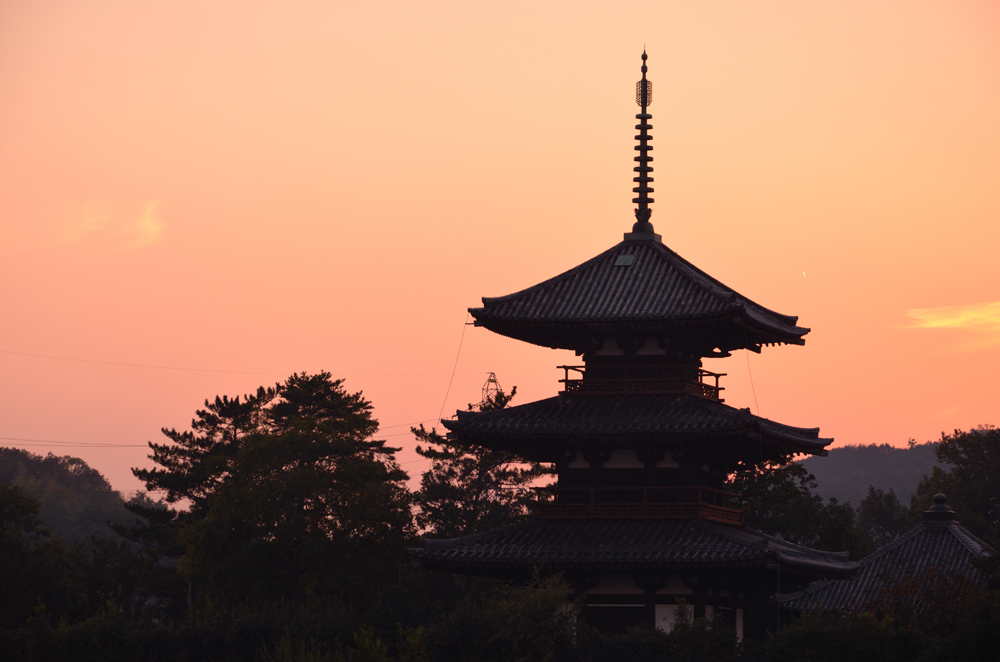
left=409, top=52, right=856, bottom=639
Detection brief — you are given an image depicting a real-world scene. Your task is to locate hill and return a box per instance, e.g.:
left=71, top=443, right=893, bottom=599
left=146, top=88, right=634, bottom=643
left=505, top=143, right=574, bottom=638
left=799, top=442, right=942, bottom=506
left=0, top=447, right=143, bottom=542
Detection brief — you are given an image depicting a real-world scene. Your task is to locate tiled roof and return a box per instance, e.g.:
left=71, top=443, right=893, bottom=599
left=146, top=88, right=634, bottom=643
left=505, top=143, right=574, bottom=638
left=442, top=392, right=831, bottom=459
left=409, top=518, right=856, bottom=579
left=775, top=520, right=992, bottom=612
left=470, top=235, right=809, bottom=352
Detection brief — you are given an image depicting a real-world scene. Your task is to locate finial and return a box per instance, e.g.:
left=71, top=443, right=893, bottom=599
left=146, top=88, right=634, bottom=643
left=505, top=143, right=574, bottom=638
left=631, top=51, right=655, bottom=234
left=923, top=492, right=957, bottom=523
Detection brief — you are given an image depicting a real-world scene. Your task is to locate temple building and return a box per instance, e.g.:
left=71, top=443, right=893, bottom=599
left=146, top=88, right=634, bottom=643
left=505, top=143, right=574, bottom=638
left=409, top=52, right=857, bottom=638
left=776, top=494, right=993, bottom=615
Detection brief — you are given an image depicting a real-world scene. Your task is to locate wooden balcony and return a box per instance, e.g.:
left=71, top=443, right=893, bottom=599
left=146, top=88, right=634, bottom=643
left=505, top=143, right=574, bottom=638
left=558, top=365, right=725, bottom=401
left=534, top=486, right=744, bottom=525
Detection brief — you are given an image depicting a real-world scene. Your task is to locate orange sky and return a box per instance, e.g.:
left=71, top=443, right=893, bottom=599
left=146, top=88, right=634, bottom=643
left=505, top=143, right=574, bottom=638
left=1, top=0, right=999, bottom=495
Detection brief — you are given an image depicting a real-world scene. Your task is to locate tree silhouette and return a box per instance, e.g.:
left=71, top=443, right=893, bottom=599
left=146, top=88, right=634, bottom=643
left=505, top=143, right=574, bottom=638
left=413, top=385, right=552, bottom=538
left=127, top=372, right=413, bottom=605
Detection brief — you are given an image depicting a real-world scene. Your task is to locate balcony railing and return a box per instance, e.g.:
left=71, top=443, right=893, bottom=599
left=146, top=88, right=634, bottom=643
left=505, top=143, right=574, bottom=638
left=534, top=486, right=744, bottom=525
left=558, top=365, right=725, bottom=400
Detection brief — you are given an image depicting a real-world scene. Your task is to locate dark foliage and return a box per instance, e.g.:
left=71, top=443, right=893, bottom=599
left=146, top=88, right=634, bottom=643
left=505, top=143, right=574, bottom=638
left=126, top=372, right=414, bottom=607
left=426, top=574, right=739, bottom=662
left=413, top=386, right=552, bottom=538
left=729, top=461, right=868, bottom=559
left=0, top=447, right=141, bottom=543
left=857, top=486, right=911, bottom=549
left=582, top=606, right=739, bottom=662
left=0, top=484, right=158, bottom=634
left=935, top=588, right=1000, bottom=662
left=758, top=612, right=940, bottom=662
left=911, top=425, right=1000, bottom=541
left=4, top=400, right=997, bottom=662
left=865, top=566, right=979, bottom=635
left=0, top=483, right=55, bottom=629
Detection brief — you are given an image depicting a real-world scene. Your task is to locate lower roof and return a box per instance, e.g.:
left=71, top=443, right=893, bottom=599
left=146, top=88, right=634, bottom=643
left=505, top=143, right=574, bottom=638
left=409, top=518, right=856, bottom=579
left=442, top=392, right=831, bottom=460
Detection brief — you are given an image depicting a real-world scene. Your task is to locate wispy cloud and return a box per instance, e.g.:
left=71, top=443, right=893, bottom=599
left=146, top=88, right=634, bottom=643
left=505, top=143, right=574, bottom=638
left=57, top=199, right=165, bottom=248
left=58, top=199, right=114, bottom=243
left=904, top=301, right=1000, bottom=348
left=125, top=201, right=164, bottom=246
left=939, top=406, right=959, bottom=419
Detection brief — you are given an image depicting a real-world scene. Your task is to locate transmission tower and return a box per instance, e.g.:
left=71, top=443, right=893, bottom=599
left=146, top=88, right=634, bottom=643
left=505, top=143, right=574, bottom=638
left=481, top=372, right=503, bottom=407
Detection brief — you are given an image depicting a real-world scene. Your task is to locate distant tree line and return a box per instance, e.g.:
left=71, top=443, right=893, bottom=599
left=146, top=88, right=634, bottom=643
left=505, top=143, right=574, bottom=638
left=0, top=447, right=149, bottom=543
left=799, top=441, right=942, bottom=506
left=1, top=372, right=997, bottom=661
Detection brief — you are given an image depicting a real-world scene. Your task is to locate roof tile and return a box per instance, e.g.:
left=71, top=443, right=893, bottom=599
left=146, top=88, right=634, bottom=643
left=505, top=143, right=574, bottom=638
left=776, top=521, right=993, bottom=612
left=410, top=518, right=856, bottom=578
left=471, top=237, right=808, bottom=351
left=443, top=393, right=831, bottom=457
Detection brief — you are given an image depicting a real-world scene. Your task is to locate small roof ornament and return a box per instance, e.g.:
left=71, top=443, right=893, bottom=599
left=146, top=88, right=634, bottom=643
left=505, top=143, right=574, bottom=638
left=923, top=492, right=958, bottom=523
left=631, top=50, right=655, bottom=235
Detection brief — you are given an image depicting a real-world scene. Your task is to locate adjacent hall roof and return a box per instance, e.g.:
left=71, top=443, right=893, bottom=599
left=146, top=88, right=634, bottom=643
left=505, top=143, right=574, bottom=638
left=442, top=392, right=832, bottom=461
left=470, top=233, right=809, bottom=354
left=409, top=517, right=857, bottom=579
left=776, top=496, right=993, bottom=613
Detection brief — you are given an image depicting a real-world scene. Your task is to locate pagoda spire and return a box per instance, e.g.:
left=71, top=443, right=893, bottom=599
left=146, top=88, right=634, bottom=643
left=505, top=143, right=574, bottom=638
left=632, top=51, right=655, bottom=233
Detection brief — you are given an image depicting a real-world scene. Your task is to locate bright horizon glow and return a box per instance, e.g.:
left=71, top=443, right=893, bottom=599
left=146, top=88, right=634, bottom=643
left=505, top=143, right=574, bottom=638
left=1, top=0, right=998, bottom=493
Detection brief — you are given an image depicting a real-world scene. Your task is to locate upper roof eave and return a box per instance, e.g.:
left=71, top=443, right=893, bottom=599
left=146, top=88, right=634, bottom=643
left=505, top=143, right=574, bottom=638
left=469, top=238, right=809, bottom=351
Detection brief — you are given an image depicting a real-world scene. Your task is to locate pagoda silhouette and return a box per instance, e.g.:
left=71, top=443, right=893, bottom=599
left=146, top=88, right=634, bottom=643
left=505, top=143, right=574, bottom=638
left=410, top=52, right=857, bottom=638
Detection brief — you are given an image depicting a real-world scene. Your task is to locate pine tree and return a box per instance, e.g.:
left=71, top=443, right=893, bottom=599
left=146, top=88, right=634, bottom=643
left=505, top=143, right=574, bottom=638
left=413, top=385, right=552, bottom=538
left=125, top=372, right=414, bottom=605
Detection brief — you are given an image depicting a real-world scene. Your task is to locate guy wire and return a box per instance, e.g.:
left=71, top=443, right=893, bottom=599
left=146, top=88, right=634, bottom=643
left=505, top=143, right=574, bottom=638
left=436, top=312, right=471, bottom=426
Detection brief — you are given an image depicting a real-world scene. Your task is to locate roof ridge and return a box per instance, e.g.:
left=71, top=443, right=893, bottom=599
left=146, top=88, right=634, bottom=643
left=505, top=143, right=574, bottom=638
left=479, top=242, right=626, bottom=306
left=643, top=242, right=741, bottom=317
left=945, top=521, right=994, bottom=556
left=774, top=579, right=839, bottom=603
left=851, top=523, right=928, bottom=566
left=754, top=416, right=822, bottom=437
left=417, top=518, right=537, bottom=548
left=650, top=241, right=802, bottom=327
left=707, top=520, right=851, bottom=560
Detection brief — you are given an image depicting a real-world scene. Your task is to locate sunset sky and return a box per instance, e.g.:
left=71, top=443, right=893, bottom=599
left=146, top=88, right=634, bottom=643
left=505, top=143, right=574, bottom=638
left=1, top=0, right=998, bottom=495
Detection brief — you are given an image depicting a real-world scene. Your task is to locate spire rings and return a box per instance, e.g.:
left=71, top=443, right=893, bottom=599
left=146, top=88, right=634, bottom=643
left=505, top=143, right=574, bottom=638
left=636, top=80, right=653, bottom=107
left=631, top=50, right=655, bottom=232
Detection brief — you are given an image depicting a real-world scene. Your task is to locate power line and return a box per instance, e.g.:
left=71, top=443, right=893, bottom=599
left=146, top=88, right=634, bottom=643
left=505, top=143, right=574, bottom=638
left=381, top=418, right=438, bottom=430
left=3, top=436, right=436, bottom=468
left=1, top=423, right=434, bottom=448
left=0, top=349, right=480, bottom=380
left=0, top=436, right=147, bottom=448
left=0, top=349, right=287, bottom=376
left=400, top=457, right=433, bottom=465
